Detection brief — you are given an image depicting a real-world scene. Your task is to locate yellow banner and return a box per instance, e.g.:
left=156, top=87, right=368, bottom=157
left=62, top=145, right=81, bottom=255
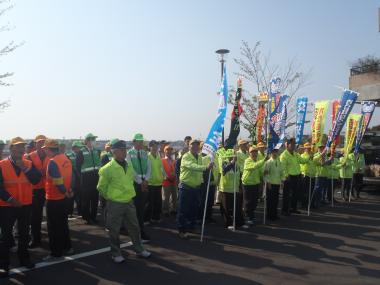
left=344, top=113, right=361, bottom=157
left=311, top=101, right=329, bottom=148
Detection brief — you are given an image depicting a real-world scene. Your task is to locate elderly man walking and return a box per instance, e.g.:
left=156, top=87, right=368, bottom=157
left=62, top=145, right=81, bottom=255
left=97, top=139, right=151, bottom=263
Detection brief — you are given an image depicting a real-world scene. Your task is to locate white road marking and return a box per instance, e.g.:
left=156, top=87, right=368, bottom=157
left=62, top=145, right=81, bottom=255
left=10, top=241, right=133, bottom=276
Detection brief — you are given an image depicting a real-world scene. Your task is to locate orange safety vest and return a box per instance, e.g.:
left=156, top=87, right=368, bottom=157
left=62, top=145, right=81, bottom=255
left=45, top=154, right=72, bottom=200
left=28, top=151, right=49, bottom=190
left=0, top=158, right=33, bottom=206
left=162, top=158, right=176, bottom=186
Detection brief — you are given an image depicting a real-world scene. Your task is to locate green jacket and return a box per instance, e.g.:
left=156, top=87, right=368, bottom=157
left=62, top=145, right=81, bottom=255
left=97, top=159, right=136, bottom=203
left=280, top=150, right=308, bottom=177
left=242, top=157, right=265, bottom=185
left=202, top=154, right=220, bottom=186
left=300, top=152, right=316, bottom=177
left=148, top=152, right=164, bottom=186
left=80, top=147, right=101, bottom=173
left=127, top=148, right=151, bottom=182
left=350, top=153, right=365, bottom=174
left=339, top=155, right=354, bottom=179
left=219, top=160, right=240, bottom=193
left=237, top=150, right=249, bottom=173
left=328, top=157, right=341, bottom=179
left=180, top=152, right=206, bottom=188
left=313, top=152, right=329, bottom=177
left=264, top=157, right=285, bottom=185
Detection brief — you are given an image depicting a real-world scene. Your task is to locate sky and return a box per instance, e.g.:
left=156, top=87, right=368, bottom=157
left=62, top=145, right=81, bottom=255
left=0, top=0, right=379, bottom=141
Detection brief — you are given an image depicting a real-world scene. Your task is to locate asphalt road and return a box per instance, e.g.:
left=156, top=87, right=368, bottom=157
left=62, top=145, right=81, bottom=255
left=3, top=187, right=380, bottom=285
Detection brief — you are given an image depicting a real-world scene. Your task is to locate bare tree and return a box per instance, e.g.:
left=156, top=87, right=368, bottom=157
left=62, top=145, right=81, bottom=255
left=232, top=41, right=311, bottom=139
left=0, top=0, right=23, bottom=111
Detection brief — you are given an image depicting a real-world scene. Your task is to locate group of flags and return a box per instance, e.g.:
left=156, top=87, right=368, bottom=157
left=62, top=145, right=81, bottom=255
left=202, top=66, right=378, bottom=159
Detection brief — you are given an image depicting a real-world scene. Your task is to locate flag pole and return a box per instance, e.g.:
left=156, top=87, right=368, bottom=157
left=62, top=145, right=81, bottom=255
left=331, top=177, right=334, bottom=207
left=263, top=91, right=271, bottom=225
left=307, top=176, right=312, bottom=216
left=232, top=159, right=237, bottom=231
left=200, top=167, right=212, bottom=242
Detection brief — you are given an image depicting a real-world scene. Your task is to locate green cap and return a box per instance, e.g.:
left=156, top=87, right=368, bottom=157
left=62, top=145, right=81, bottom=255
left=85, top=133, right=97, bottom=140
left=72, top=140, right=84, bottom=148
left=0, top=140, right=5, bottom=145
left=133, top=133, right=144, bottom=141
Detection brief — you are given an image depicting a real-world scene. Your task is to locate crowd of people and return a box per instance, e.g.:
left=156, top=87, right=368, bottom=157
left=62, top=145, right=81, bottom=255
left=0, top=133, right=366, bottom=277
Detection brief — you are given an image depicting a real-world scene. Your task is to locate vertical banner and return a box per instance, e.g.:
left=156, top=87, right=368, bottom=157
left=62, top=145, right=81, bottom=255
left=268, top=94, right=288, bottom=151
left=295, top=97, right=308, bottom=145
left=344, top=113, right=361, bottom=157
left=202, top=66, right=228, bottom=160
left=326, top=89, right=358, bottom=149
left=311, top=100, right=329, bottom=147
left=354, top=101, right=377, bottom=153
left=225, top=78, right=243, bottom=149
left=330, top=100, right=340, bottom=155
left=256, top=104, right=266, bottom=143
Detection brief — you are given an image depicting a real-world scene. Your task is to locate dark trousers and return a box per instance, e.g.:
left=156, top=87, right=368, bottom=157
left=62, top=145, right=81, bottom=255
left=133, top=183, right=148, bottom=233
left=81, top=171, right=99, bottom=221
left=342, top=178, right=352, bottom=198
left=282, top=175, right=300, bottom=213
left=177, top=184, right=200, bottom=232
left=242, top=184, right=260, bottom=220
left=31, top=188, right=45, bottom=243
left=67, top=185, right=80, bottom=216
left=219, top=192, right=244, bottom=228
left=144, top=185, right=162, bottom=221
left=302, top=176, right=315, bottom=208
left=198, top=184, right=216, bottom=220
left=353, top=173, right=363, bottom=197
left=46, top=199, right=71, bottom=257
left=266, top=184, right=280, bottom=220
left=313, top=177, right=327, bottom=208
left=327, top=178, right=338, bottom=201
left=0, top=205, right=32, bottom=270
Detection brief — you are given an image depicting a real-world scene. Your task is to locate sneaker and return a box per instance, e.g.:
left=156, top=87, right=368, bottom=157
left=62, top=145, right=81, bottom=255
left=178, top=232, right=189, bottom=239
left=144, top=221, right=151, bottom=226
left=136, top=250, right=151, bottom=258
left=241, top=224, right=250, bottom=229
left=112, top=255, right=125, bottom=264
left=246, top=219, right=255, bottom=225
left=227, top=226, right=235, bottom=231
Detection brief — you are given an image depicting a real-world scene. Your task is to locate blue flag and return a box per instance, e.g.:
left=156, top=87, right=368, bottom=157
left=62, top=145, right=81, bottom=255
left=354, top=101, right=377, bottom=153
left=295, top=97, right=308, bottom=145
left=202, top=66, right=228, bottom=160
left=326, top=89, right=358, bottom=148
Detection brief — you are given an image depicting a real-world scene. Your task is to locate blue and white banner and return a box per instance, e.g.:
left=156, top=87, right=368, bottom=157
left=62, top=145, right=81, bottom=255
left=326, top=89, right=358, bottom=148
left=268, top=93, right=288, bottom=152
left=354, top=101, right=377, bottom=153
left=202, top=66, right=228, bottom=160
left=295, top=97, right=308, bottom=145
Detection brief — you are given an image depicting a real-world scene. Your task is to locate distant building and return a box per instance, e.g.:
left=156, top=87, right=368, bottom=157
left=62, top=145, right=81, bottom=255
left=349, top=64, right=380, bottom=103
